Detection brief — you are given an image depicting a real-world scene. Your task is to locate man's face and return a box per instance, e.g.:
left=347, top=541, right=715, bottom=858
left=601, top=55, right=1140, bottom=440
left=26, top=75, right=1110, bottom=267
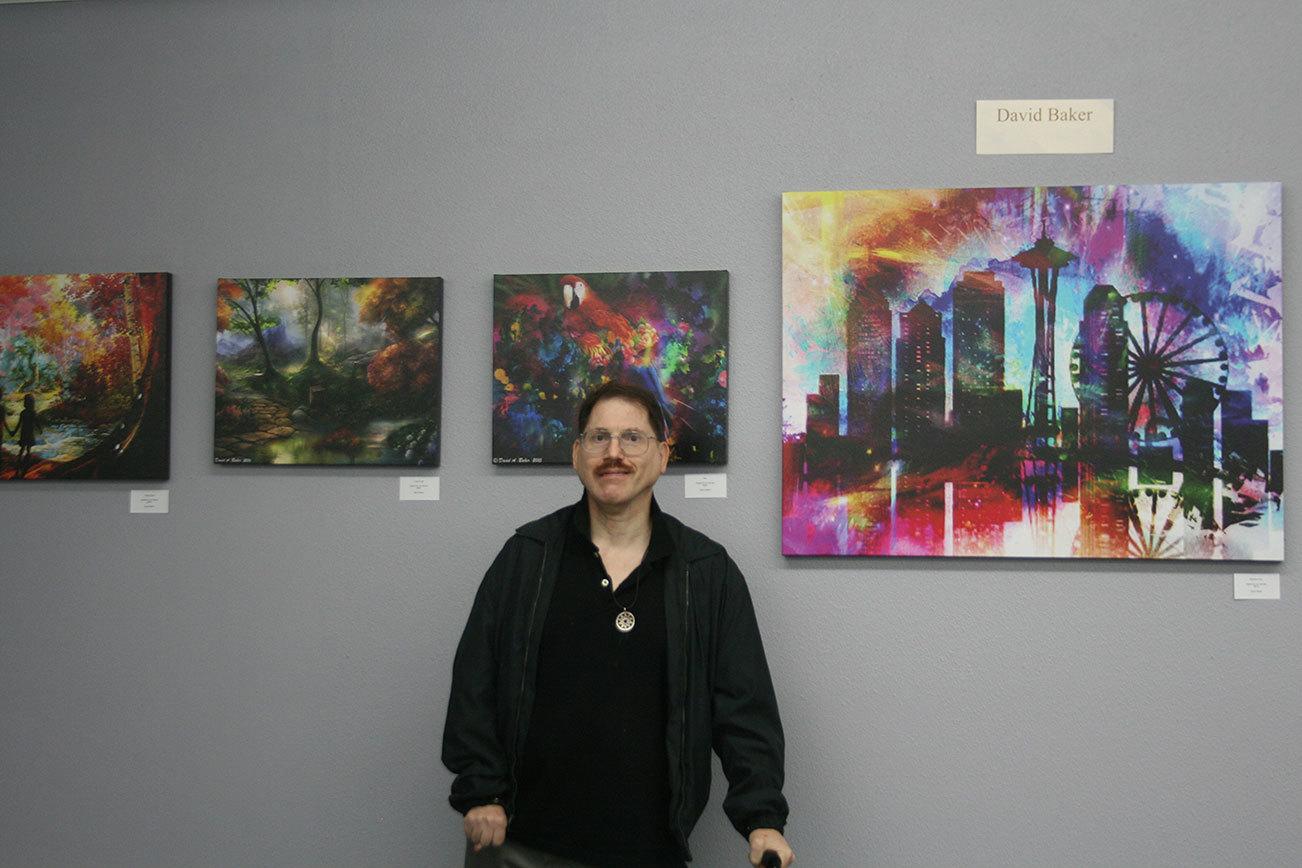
left=572, top=397, right=669, bottom=510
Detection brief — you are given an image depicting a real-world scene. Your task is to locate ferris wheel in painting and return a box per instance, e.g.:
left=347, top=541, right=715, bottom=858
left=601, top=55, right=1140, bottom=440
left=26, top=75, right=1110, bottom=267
left=1123, top=289, right=1229, bottom=443
left=1069, top=285, right=1229, bottom=447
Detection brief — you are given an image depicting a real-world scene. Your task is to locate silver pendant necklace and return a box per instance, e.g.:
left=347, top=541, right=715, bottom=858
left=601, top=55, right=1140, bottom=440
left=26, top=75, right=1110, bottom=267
left=608, top=570, right=640, bottom=634
left=596, top=536, right=645, bottom=634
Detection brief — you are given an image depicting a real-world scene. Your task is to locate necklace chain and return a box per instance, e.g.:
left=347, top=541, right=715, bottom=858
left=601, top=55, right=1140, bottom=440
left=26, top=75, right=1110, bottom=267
left=602, top=551, right=640, bottom=633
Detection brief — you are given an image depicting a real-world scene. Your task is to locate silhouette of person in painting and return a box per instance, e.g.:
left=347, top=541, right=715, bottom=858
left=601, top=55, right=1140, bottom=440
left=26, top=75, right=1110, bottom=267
left=14, top=394, right=42, bottom=478
left=0, top=385, right=10, bottom=474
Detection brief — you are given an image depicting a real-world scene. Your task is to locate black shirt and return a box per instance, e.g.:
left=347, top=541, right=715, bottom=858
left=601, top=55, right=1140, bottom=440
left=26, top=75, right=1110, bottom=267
left=509, top=497, right=682, bottom=867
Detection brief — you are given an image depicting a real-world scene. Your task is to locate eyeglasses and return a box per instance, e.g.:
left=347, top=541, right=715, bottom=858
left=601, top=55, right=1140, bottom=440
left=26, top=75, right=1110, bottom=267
left=578, top=429, right=659, bottom=455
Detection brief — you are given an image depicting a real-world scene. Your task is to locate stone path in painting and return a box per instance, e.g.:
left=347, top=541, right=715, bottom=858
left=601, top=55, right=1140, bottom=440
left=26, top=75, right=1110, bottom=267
left=214, top=395, right=297, bottom=461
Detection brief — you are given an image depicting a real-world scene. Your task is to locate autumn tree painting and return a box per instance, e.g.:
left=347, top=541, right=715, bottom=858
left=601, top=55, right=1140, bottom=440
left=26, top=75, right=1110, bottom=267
left=215, top=277, right=442, bottom=465
left=0, top=272, right=171, bottom=480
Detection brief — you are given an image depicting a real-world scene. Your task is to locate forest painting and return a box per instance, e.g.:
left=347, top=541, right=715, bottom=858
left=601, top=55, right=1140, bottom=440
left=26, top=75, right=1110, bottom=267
left=493, top=271, right=729, bottom=464
left=215, top=277, right=442, bottom=466
left=783, top=183, right=1282, bottom=560
left=0, top=272, right=170, bottom=480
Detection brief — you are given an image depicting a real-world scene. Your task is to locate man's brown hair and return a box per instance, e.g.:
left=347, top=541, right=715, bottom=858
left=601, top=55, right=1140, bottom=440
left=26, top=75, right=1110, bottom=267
left=575, top=381, right=668, bottom=442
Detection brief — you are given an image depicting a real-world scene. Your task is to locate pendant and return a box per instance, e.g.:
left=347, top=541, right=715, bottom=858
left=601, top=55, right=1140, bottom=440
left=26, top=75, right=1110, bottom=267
left=615, top=609, right=636, bottom=633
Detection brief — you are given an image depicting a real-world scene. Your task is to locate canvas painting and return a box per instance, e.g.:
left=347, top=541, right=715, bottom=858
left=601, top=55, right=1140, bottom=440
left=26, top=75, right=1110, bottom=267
left=493, top=271, right=728, bottom=464
left=215, top=277, right=442, bottom=465
left=0, top=272, right=170, bottom=480
left=783, top=184, right=1282, bottom=560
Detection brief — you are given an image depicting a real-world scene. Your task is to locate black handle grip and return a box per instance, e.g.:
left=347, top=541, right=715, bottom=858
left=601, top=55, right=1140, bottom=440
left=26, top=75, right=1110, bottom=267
left=760, top=851, right=782, bottom=868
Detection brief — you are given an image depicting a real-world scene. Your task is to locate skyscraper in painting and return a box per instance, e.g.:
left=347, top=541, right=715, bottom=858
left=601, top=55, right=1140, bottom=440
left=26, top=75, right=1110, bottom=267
left=1223, top=390, right=1269, bottom=478
left=1076, top=283, right=1129, bottom=461
left=952, top=270, right=1005, bottom=432
left=807, top=373, right=840, bottom=441
left=896, top=301, right=944, bottom=451
left=1178, top=378, right=1218, bottom=477
left=845, top=279, right=891, bottom=460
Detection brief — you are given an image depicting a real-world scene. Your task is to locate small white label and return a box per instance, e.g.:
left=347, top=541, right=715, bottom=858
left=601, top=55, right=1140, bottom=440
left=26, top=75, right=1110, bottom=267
left=684, top=473, right=727, bottom=499
left=1234, top=572, right=1280, bottom=600
left=399, top=476, right=440, bottom=501
left=976, top=98, right=1114, bottom=154
left=130, top=489, right=170, bottom=514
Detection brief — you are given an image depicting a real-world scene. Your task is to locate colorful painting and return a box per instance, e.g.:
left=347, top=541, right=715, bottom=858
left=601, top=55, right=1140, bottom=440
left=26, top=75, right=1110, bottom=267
left=0, top=272, right=170, bottom=480
left=783, top=184, right=1282, bottom=560
left=493, top=271, right=728, bottom=464
left=215, top=277, right=442, bottom=466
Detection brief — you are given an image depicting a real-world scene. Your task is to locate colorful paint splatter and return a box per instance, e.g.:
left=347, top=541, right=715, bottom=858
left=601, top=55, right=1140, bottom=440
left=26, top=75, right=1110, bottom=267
left=783, top=184, right=1282, bottom=560
left=0, top=273, right=170, bottom=480
left=493, top=271, right=728, bottom=464
left=215, top=277, right=442, bottom=466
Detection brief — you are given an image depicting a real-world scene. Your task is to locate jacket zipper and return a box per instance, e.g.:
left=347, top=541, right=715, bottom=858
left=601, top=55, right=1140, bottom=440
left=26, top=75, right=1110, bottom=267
left=508, top=542, right=548, bottom=818
left=675, top=562, right=691, bottom=844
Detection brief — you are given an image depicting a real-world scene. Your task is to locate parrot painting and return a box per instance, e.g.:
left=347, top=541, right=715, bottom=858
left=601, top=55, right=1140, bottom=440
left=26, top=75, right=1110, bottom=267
left=493, top=271, right=729, bottom=465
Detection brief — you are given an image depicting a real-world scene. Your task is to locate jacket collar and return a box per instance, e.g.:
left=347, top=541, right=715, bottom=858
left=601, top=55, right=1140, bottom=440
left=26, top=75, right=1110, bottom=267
left=570, top=492, right=674, bottom=564
left=515, top=489, right=723, bottom=563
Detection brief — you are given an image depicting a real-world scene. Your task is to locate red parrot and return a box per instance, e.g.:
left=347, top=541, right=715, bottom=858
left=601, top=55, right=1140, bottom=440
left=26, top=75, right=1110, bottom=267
left=559, top=275, right=674, bottom=427
left=559, top=275, right=640, bottom=368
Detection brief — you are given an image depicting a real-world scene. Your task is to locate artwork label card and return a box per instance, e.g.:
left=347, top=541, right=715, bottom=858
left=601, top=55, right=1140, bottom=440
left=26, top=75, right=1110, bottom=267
left=1234, top=573, right=1280, bottom=600
left=976, top=99, right=1114, bottom=154
left=399, top=475, right=440, bottom=501
left=130, top=489, right=169, bottom=513
left=685, top=473, right=727, bottom=498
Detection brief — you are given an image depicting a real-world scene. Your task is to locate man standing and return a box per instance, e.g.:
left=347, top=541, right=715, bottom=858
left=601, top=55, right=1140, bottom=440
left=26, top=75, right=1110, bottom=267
left=444, top=381, right=793, bottom=867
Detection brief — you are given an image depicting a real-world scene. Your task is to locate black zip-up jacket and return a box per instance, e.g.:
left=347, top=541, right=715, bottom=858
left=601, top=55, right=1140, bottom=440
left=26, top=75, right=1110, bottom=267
left=442, top=499, right=788, bottom=862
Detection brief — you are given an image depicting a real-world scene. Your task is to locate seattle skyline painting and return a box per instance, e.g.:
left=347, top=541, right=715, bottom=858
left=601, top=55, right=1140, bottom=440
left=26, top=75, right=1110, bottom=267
left=783, top=183, right=1282, bottom=560
left=494, top=271, right=728, bottom=465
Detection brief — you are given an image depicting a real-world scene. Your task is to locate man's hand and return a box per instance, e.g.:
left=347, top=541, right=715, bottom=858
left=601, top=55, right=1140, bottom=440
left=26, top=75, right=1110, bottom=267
left=748, top=828, right=794, bottom=867
left=463, top=803, right=507, bottom=853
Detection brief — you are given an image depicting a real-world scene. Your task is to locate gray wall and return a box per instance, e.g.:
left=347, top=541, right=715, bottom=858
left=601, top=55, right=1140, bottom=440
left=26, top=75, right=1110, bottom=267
left=1, top=1, right=1298, bottom=865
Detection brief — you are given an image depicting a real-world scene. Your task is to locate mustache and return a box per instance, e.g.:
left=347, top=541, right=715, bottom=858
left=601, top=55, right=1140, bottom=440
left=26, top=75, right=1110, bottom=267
left=596, top=459, right=634, bottom=473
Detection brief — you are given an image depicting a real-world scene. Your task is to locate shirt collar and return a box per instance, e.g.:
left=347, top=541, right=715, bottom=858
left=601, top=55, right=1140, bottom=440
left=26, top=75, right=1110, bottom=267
left=572, top=491, right=674, bottom=563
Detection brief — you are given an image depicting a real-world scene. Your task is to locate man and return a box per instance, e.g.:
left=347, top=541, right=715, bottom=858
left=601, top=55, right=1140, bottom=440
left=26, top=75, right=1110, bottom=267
left=443, top=381, right=794, bottom=867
